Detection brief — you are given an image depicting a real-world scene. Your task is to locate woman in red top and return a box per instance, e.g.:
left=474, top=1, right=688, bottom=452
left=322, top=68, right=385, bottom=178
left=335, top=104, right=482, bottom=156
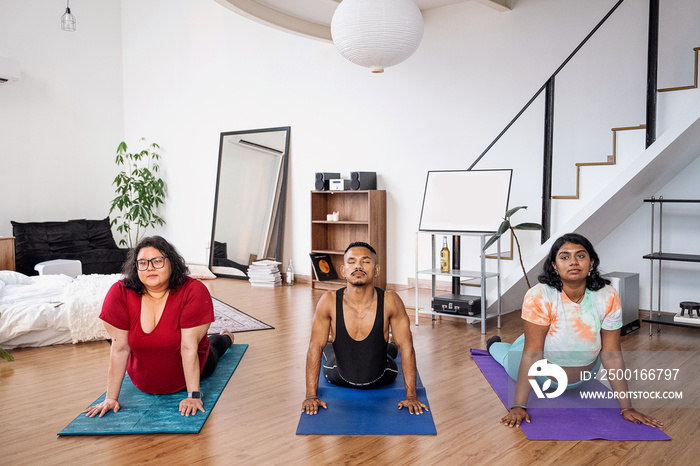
left=84, top=236, right=234, bottom=418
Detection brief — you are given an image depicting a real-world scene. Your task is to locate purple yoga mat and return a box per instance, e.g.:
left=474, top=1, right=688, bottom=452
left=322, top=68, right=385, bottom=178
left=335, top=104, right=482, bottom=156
left=470, top=348, right=670, bottom=441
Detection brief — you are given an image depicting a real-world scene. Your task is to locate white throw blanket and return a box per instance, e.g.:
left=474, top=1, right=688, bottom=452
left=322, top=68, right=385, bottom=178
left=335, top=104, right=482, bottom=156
left=64, top=274, right=122, bottom=344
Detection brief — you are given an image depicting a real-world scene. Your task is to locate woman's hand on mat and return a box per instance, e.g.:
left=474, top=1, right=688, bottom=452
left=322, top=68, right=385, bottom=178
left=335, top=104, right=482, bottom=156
left=301, top=396, right=327, bottom=415
left=398, top=397, right=428, bottom=415
left=500, top=408, right=530, bottom=427
left=179, top=398, right=205, bottom=417
left=621, top=408, right=663, bottom=428
left=83, top=398, right=120, bottom=418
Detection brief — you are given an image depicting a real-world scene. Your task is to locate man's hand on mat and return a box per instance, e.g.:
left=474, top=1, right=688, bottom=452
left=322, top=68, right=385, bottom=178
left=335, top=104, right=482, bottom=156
left=301, top=396, right=327, bottom=415
left=500, top=408, right=530, bottom=427
left=398, top=397, right=428, bottom=415
left=621, top=408, right=664, bottom=428
left=179, top=398, right=205, bottom=417
left=83, top=398, right=120, bottom=418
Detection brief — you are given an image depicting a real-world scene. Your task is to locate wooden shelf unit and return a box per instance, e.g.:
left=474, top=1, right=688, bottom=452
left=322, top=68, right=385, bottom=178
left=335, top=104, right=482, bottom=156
left=310, top=190, right=386, bottom=290
left=0, top=236, right=15, bottom=271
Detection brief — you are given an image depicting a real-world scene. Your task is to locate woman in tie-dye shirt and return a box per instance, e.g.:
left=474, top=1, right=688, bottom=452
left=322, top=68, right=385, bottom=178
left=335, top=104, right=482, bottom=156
left=487, top=233, right=662, bottom=430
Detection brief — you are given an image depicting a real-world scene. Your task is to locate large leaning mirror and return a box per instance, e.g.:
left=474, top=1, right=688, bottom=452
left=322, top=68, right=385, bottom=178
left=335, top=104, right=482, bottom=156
left=209, top=127, right=291, bottom=279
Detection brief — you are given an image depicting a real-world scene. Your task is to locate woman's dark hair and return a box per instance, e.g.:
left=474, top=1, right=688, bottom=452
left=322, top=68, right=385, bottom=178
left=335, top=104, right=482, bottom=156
left=121, top=236, right=189, bottom=295
left=538, top=232, right=610, bottom=291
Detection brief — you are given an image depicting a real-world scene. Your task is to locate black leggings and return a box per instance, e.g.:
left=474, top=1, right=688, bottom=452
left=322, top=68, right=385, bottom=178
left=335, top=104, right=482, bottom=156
left=200, top=334, right=234, bottom=380
left=322, top=341, right=399, bottom=388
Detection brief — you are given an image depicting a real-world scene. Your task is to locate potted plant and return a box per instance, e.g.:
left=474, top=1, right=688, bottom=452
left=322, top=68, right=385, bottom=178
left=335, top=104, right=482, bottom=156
left=483, top=205, right=542, bottom=289
left=109, top=138, right=166, bottom=248
left=0, top=313, right=13, bottom=361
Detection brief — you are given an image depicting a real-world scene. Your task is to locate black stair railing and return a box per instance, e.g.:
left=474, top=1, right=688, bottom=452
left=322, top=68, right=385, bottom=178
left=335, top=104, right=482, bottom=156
left=468, top=0, right=659, bottom=243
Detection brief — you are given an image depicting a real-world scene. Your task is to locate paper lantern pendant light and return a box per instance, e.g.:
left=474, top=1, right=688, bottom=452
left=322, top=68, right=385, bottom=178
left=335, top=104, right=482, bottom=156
left=331, top=0, right=424, bottom=73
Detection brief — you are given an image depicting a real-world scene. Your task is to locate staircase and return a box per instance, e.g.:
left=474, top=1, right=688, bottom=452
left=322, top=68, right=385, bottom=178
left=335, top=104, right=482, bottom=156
left=492, top=47, right=700, bottom=313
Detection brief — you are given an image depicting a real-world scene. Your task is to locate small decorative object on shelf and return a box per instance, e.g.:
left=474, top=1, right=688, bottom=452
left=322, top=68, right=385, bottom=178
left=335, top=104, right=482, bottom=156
left=286, top=259, right=295, bottom=285
left=440, top=236, right=450, bottom=273
left=309, top=253, right=338, bottom=281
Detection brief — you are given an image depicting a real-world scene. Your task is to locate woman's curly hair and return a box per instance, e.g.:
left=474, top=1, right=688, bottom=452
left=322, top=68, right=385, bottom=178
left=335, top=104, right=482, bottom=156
left=121, top=236, right=189, bottom=295
left=538, top=232, right=610, bottom=291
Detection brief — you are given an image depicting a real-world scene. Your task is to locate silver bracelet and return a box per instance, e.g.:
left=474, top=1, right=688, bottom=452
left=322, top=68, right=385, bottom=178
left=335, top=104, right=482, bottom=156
left=304, top=396, right=318, bottom=402
left=510, top=405, right=527, bottom=410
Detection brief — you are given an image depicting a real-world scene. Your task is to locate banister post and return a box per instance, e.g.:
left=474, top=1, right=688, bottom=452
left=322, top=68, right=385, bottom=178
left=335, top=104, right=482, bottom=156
left=646, top=0, right=659, bottom=148
left=542, top=77, right=555, bottom=244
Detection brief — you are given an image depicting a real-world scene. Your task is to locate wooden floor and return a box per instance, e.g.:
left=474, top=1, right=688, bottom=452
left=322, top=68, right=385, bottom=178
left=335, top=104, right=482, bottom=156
left=1, top=279, right=698, bottom=465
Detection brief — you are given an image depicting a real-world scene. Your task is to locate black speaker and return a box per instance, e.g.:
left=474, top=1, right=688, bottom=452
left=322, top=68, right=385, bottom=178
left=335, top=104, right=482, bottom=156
left=314, top=172, right=340, bottom=191
left=350, top=171, right=377, bottom=190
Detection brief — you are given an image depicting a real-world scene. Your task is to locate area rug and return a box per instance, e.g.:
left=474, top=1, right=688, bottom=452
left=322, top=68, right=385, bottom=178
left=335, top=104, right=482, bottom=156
left=470, top=348, right=670, bottom=441
left=296, top=355, right=437, bottom=435
left=209, top=297, right=273, bottom=334
left=58, top=344, right=248, bottom=436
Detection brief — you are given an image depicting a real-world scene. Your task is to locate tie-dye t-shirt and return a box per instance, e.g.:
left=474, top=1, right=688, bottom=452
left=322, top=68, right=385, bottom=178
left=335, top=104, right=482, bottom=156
left=521, top=283, right=622, bottom=367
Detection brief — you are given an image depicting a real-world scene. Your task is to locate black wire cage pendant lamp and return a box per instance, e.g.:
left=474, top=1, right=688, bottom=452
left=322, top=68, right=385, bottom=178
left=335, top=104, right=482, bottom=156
left=61, top=0, right=76, bottom=32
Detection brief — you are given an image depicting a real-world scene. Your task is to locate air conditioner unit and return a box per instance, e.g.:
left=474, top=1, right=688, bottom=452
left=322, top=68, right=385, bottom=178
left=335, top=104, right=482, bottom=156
left=0, top=57, right=20, bottom=85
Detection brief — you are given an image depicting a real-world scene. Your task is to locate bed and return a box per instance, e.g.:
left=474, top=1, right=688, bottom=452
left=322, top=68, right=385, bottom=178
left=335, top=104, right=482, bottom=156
left=0, top=270, right=122, bottom=350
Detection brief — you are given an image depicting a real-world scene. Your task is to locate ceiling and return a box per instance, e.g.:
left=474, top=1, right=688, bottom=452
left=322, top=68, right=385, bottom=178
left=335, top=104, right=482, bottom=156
left=215, top=0, right=512, bottom=42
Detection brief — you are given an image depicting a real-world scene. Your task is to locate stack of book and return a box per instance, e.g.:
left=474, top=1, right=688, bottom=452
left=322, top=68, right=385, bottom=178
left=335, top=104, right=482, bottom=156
left=247, top=260, right=282, bottom=287
left=673, top=314, right=700, bottom=326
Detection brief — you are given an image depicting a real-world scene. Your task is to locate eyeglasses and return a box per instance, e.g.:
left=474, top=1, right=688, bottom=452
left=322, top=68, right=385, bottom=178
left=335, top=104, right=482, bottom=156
left=136, top=256, right=167, bottom=271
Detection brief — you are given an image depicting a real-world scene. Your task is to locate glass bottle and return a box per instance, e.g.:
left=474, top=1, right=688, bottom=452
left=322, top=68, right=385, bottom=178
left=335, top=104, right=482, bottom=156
left=440, top=236, right=450, bottom=273
left=286, top=259, right=295, bottom=285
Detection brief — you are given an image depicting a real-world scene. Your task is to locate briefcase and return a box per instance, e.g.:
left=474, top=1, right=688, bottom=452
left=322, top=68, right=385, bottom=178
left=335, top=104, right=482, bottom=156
left=431, top=293, right=481, bottom=316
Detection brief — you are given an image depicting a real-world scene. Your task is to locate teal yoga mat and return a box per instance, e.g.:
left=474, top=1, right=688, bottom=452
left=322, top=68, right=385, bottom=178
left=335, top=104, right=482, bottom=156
left=58, top=344, right=247, bottom=436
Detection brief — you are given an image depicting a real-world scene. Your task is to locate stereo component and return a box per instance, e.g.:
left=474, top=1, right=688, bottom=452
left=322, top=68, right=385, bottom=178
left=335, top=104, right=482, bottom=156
left=350, top=171, right=377, bottom=190
left=314, top=172, right=340, bottom=191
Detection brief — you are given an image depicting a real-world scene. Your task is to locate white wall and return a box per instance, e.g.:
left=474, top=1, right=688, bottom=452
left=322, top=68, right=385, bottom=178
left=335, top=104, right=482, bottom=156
left=2, top=0, right=699, bottom=300
left=0, top=0, right=124, bottom=230
left=117, top=0, right=659, bottom=284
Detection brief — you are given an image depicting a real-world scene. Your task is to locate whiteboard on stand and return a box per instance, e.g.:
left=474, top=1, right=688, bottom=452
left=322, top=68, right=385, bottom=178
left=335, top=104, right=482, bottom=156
left=418, top=169, right=512, bottom=233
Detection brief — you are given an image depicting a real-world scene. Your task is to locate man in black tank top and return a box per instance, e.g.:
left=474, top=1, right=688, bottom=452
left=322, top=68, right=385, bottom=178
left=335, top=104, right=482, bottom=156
left=301, top=242, right=428, bottom=416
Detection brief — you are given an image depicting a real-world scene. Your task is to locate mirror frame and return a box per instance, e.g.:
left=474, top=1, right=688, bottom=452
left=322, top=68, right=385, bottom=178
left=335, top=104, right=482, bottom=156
left=209, top=126, right=291, bottom=279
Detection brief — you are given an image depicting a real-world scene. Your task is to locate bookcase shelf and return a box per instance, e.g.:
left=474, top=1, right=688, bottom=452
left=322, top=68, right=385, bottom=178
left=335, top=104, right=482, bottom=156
left=310, top=190, right=386, bottom=290
left=643, top=197, right=700, bottom=333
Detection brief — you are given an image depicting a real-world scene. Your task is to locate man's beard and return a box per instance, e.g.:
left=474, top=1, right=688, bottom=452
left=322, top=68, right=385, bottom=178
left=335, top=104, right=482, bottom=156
left=347, top=271, right=371, bottom=286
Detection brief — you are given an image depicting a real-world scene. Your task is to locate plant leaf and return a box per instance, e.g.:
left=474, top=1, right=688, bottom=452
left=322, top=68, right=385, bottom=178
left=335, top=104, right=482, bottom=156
left=512, top=222, right=543, bottom=230
left=505, top=205, right=528, bottom=218
left=483, top=220, right=508, bottom=250
left=0, top=346, right=14, bottom=362
left=483, top=235, right=498, bottom=251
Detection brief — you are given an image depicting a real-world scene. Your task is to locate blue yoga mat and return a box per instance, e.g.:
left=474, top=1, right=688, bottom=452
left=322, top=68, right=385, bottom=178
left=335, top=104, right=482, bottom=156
left=296, top=356, right=437, bottom=435
left=58, top=344, right=248, bottom=436
left=470, top=348, right=670, bottom=441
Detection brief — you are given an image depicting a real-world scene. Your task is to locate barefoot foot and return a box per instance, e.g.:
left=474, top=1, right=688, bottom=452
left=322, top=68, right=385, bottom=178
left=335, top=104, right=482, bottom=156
left=220, top=330, right=235, bottom=345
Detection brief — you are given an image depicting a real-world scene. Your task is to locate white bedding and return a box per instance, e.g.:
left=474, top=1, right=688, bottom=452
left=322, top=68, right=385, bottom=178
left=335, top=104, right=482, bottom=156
left=0, top=271, right=122, bottom=349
